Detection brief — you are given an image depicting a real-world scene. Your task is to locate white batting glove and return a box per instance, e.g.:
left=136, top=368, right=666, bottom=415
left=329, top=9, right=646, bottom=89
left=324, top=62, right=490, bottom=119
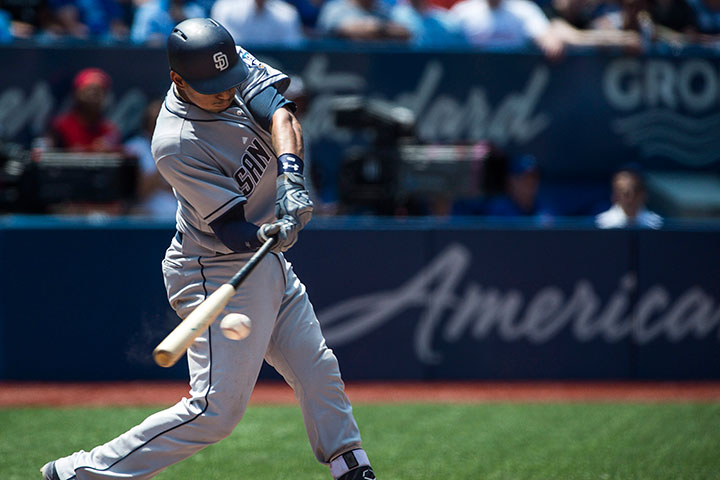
left=275, top=154, right=313, bottom=230
left=257, top=215, right=300, bottom=253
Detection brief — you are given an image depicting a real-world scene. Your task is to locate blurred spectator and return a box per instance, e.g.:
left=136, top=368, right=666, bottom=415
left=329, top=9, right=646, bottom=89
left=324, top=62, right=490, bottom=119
left=484, top=154, right=555, bottom=220
left=48, top=67, right=121, bottom=152
left=317, top=0, right=411, bottom=41
left=211, top=0, right=303, bottom=45
left=0, top=0, right=55, bottom=40
left=596, top=165, right=663, bottom=229
left=49, top=0, right=129, bottom=39
left=131, top=0, right=204, bottom=45
left=124, top=99, right=177, bottom=219
left=591, top=0, right=700, bottom=46
left=449, top=0, right=565, bottom=59
left=283, top=0, right=324, bottom=29
left=591, top=0, right=653, bottom=33
left=0, top=9, right=11, bottom=42
left=549, top=0, right=645, bottom=52
left=688, top=0, right=720, bottom=33
left=545, top=0, right=609, bottom=29
left=428, top=0, right=462, bottom=9
left=650, top=0, right=698, bottom=35
left=390, top=0, right=466, bottom=45
left=686, top=0, right=720, bottom=43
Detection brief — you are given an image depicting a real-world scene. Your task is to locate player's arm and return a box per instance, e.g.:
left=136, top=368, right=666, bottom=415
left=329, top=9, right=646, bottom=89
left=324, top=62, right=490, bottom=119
left=208, top=204, right=263, bottom=252
left=210, top=204, right=299, bottom=253
left=247, top=86, right=313, bottom=230
left=211, top=88, right=306, bottom=253
left=269, top=106, right=303, bottom=159
left=154, top=147, right=296, bottom=253
left=206, top=87, right=311, bottom=254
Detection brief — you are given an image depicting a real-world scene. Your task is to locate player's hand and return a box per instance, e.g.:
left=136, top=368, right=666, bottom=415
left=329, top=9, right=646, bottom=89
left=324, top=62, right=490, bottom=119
left=257, top=215, right=300, bottom=252
left=275, top=154, right=313, bottom=230
left=276, top=172, right=313, bottom=229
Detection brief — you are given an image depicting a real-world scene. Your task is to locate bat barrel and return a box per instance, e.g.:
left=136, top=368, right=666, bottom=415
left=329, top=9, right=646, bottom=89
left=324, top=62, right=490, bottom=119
left=152, top=237, right=276, bottom=368
left=153, top=283, right=237, bottom=367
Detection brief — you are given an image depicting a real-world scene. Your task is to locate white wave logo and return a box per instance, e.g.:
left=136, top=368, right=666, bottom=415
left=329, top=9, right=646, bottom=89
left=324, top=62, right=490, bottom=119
left=603, top=58, right=720, bottom=166
left=611, top=109, right=720, bottom=166
left=318, top=244, right=720, bottom=364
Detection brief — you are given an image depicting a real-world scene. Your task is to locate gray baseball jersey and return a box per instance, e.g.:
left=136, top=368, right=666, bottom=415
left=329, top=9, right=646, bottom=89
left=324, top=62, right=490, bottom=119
left=50, top=48, right=366, bottom=480
left=154, top=46, right=287, bottom=256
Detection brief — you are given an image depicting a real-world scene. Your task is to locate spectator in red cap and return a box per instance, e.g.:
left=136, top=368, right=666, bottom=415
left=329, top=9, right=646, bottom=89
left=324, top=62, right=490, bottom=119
left=48, top=67, right=121, bottom=152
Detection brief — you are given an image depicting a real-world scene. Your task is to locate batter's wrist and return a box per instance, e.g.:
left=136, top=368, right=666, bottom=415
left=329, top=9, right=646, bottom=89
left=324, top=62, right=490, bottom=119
left=277, top=153, right=304, bottom=176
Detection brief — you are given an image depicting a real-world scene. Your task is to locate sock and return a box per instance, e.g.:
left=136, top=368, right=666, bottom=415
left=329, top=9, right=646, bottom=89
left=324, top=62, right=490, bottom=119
left=330, top=449, right=371, bottom=479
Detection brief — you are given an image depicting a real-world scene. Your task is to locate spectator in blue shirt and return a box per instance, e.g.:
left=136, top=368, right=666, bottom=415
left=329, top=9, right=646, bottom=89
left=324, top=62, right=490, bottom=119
left=687, top=0, right=720, bottom=33
left=50, top=0, right=128, bottom=39
left=484, top=154, right=555, bottom=221
left=317, top=0, right=411, bottom=40
left=283, top=0, right=325, bottom=28
left=390, top=0, right=466, bottom=45
left=0, top=9, right=12, bottom=42
left=131, top=0, right=204, bottom=45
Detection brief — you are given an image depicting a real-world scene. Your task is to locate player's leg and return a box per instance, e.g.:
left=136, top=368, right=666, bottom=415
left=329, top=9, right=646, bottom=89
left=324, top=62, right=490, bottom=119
left=48, top=251, right=285, bottom=479
left=263, top=256, right=376, bottom=480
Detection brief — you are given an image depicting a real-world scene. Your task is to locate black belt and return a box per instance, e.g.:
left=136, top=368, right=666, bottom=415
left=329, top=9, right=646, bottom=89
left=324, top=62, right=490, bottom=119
left=174, top=230, right=257, bottom=255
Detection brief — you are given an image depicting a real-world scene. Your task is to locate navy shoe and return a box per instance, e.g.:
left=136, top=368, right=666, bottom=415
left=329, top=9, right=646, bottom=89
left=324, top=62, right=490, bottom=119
left=338, top=466, right=376, bottom=480
left=40, top=461, right=60, bottom=480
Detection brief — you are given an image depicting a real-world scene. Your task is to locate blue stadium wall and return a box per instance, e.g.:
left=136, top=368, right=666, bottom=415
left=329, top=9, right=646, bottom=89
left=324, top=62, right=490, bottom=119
left=1, top=216, right=718, bottom=381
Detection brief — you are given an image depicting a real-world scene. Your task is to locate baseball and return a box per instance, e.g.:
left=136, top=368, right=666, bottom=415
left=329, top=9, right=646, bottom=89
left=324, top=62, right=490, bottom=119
left=220, top=313, right=252, bottom=340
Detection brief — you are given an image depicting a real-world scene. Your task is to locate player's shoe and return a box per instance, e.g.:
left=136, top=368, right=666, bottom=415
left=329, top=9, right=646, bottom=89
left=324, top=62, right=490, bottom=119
left=338, top=466, right=376, bottom=480
left=40, top=460, right=60, bottom=480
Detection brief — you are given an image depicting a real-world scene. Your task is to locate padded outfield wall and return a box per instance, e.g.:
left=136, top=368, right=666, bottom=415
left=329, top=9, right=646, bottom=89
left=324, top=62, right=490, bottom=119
left=0, top=216, right=718, bottom=381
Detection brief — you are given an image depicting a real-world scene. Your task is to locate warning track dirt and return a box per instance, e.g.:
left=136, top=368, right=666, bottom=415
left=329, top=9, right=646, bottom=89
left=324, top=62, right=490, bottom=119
left=1, top=381, right=720, bottom=407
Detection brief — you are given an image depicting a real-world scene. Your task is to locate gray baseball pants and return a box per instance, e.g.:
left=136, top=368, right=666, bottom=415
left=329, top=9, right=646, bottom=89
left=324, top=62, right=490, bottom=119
left=53, top=241, right=362, bottom=479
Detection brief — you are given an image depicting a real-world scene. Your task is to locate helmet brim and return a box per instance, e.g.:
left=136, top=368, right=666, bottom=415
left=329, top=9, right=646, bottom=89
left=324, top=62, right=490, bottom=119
left=183, top=58, right=249, bottom=95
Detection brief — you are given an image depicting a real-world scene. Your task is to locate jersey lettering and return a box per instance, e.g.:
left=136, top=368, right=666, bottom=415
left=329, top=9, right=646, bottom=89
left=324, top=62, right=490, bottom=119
left=247, top=141, right=271, bottom=166
left=233, top=139, right=272, bottom=196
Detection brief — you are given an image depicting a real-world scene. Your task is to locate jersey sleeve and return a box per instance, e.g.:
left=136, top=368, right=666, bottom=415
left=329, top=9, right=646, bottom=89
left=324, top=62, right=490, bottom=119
left=235, top=46, right=291, bottom=103
left=247, top=86, right=296, bottom=131
left=155, top=146, right=246, bottom=225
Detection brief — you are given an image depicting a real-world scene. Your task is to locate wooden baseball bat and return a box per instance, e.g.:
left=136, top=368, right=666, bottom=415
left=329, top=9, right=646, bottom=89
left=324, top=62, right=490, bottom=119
left=153, top=237, right=277, bottom=368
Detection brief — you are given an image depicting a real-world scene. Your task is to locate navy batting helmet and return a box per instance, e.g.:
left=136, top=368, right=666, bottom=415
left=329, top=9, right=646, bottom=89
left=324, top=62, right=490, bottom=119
left=167, top=18, right=249, bottom=95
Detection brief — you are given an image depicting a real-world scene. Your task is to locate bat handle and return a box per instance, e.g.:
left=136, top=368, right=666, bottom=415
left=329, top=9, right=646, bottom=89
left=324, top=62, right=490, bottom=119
left=228, top=237, right=277, bottom=289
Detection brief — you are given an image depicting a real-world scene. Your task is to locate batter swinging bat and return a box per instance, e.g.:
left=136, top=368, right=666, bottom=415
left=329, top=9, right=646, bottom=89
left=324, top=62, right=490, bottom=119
left=153, top=237, right=277, bottom=368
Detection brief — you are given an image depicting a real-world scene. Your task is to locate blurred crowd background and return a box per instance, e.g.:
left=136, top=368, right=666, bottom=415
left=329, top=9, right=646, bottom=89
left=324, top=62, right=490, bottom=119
left=1, top=0, right=720, bottom=49
left=1, top=0, right=720, bottom=227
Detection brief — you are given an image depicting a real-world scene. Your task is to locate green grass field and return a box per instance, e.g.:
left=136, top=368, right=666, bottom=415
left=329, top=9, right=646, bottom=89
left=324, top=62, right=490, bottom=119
left=2, top=403, right=719, bottom=480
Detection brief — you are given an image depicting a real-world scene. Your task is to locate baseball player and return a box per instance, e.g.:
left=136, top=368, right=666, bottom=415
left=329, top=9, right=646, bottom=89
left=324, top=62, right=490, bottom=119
left=41, top=18, right=376, bottom=480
